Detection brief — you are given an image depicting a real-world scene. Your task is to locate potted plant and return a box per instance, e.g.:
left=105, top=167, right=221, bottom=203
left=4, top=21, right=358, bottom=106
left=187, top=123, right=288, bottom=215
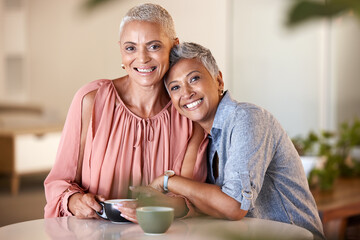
left=336, top=118, right=360, bottom=177
left=293, top=118, right=360, bottom=190
left=292, top=130, right=339, bottom=190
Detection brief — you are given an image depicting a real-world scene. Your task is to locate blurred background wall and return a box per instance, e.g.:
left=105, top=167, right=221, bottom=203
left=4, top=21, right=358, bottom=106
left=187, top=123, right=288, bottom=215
left=0, top=0, right=359, bottom=137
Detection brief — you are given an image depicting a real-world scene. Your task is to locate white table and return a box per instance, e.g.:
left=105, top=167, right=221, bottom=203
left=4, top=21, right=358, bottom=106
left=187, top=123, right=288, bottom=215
left=0, top=216, right=313, bottom=240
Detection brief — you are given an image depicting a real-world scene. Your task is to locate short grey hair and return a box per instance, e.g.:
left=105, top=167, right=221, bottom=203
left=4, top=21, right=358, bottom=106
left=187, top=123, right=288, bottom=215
left=169, top=42, right=219, bottom=79
left=119, top=3, right=176, bottom=41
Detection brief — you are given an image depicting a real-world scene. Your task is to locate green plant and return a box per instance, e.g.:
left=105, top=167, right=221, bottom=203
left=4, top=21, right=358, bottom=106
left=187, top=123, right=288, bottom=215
left=292, top=118, right=360, bottom=190
left=292, top=130, right=334, bottom=156
left=336, top=118, right=360, bottom=177
left=292, top=130, right=339, bottom=190
left=286, top=0, right=360, bottom=27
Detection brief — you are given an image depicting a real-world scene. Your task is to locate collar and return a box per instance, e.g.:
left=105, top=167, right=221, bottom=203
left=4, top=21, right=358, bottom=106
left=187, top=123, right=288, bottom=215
left=210, top=91, right=237, bottom=135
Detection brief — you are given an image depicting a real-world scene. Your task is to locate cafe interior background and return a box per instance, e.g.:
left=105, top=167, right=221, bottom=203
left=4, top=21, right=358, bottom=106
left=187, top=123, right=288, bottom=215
left=0, top=0, right=359, bottom=237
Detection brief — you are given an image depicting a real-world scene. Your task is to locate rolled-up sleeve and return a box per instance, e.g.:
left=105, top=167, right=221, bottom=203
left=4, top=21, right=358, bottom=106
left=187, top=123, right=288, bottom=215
left=220, top=108, right=274, bottom=211
left=222, top=171, right=255, bottom=210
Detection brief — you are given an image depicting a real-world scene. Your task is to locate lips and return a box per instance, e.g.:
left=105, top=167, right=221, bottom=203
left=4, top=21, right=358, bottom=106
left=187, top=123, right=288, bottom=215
left=135, top=67, right=157, bottom=73
left=184, top=98, right=203, bottom=109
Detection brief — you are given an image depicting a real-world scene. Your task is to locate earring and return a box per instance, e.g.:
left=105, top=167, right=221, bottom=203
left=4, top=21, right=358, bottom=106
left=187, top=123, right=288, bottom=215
left=121, top=64, right=125, bottom=69
left=220, top=89, right=224, bottom=96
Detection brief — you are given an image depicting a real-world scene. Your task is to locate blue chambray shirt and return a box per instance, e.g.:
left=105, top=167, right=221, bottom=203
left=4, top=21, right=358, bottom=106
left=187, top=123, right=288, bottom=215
left=207, top=91, right=325, bottom=240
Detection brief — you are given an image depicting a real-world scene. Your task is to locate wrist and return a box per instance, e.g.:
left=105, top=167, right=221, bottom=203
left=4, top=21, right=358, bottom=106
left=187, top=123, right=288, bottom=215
left=163, top=170, right=175, bottom=192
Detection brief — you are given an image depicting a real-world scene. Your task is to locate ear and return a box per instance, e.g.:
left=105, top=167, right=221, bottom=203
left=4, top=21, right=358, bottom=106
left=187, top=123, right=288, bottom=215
left=216, top=71, right=224, bottom=90
left=174, top=38, right=179, bottom=45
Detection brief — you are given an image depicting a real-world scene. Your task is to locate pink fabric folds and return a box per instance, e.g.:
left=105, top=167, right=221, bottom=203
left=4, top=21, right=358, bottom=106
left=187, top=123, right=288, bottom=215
left=44, top=79, right=208, bottom=218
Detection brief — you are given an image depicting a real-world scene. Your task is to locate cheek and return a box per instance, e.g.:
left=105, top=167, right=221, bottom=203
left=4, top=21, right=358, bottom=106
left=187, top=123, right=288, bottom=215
left=170, top=95, right=181, bottom=107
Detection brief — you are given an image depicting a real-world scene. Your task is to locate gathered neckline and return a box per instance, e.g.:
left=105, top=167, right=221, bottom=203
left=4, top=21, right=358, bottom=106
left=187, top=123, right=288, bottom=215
left=108, top=79, right=172, bottom=121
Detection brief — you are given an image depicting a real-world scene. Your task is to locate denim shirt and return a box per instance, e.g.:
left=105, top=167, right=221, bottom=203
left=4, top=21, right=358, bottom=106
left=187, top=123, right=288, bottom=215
left=207, top=91, right=325, bottom=240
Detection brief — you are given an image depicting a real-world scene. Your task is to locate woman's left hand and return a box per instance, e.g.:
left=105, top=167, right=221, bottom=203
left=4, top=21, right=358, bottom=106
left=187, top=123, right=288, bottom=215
left=148, top=175, right=164, bottom=192
left=116, top=199, right=139, bottom=223
left=117, top=186, right=166, bottom=223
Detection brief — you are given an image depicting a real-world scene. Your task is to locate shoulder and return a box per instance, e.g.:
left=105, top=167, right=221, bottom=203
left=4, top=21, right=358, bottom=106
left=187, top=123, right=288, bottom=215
left=224, top=102, right=277, bottom=140
left=170, top=104, right=193, bottom=135
left=68, top=79, right=112, bottom=117
left=233, top=102, right=270, bottom=122
left=75, top=79, right=111, bottom=98
left=72, top=79, right=112, bottom=105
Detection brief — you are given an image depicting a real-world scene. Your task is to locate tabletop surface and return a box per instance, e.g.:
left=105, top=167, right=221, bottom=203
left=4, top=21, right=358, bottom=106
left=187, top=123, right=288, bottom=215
left=0, top=216, right=313, bottom=240
left=311, top=177, right=360, bottom=222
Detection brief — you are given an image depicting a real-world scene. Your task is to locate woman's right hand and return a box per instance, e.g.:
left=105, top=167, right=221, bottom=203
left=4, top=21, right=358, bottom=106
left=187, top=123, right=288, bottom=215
left=68, top=193, right=105, bottom=219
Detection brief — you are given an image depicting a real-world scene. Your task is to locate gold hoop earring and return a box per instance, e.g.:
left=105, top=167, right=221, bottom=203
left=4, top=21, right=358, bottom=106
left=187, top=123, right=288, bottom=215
left=121, top=64, right=125, bottom=69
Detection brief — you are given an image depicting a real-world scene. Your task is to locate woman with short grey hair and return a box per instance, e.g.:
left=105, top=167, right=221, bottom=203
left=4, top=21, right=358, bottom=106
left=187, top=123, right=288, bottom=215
left=44, top=4, right=208, bottom=220
left=146, top=42, right=325, bottom=239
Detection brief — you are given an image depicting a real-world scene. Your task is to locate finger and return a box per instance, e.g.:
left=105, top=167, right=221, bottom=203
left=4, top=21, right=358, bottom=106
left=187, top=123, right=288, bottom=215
left=120, top=213, right=138, bottom=224
left=95, top=194, right=106, bottom=202
left=129, top=186, right=143, bottom=193
left=83, top=194, right=102, bottom=212
left=117, top=200, right=138, bottom=208
left=76, top=205, right=96, bottom=219
left=117, top=206, right=137, bottom=216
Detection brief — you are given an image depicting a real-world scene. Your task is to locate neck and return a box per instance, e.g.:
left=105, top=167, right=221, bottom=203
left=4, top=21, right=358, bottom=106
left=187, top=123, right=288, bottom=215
left=200, top=121, right=214, bottom=135
left=200, top=95, right=223, bottom=135
left=115, top=76, right=170, bottom=118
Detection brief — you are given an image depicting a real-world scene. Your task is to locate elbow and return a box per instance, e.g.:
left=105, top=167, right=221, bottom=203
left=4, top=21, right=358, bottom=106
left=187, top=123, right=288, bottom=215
left=224, top=209, right=247, bottom=221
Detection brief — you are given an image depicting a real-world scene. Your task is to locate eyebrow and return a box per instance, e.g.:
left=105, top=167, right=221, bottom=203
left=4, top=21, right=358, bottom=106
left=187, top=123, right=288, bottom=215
left=167, top=70, right=201, bottom=86
left=121, top=40, right=163, bottom=46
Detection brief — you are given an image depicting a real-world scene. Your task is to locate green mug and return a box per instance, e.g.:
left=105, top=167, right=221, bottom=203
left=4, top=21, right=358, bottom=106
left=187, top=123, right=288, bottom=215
left=136, top=206, right=174, bottom=235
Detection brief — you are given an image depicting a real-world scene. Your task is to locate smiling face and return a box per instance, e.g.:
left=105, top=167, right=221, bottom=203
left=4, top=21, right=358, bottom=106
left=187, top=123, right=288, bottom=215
left=119, top=21, right=175, bottom=87
left=166, top=58, right=224, bottom=132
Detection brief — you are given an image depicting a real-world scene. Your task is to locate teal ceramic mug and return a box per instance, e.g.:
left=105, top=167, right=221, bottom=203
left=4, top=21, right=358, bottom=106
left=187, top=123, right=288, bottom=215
left=136, top=206, right=174, bottom=234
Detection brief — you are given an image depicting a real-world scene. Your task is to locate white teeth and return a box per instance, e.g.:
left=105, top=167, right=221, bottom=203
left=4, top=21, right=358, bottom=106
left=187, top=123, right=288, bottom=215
left=186, top=99, right=202, bottom=108
left=137, top=67, right=156, bottom=73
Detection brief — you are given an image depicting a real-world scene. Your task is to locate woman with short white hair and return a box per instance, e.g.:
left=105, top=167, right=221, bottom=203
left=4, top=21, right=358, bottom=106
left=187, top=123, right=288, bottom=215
left=44, top=4, right=208, bottom=219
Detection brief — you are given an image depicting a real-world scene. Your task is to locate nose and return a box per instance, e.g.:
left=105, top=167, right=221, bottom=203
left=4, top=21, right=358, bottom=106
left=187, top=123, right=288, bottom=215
left=138, top=47, right=151, bottom=63
left=182, top=83, right=195, bottom=99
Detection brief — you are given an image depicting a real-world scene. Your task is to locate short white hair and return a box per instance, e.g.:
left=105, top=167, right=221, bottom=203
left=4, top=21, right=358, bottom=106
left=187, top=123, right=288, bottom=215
left=169, top=42, right=220, bottom=79
left=119, top=3, right=176, bottom=41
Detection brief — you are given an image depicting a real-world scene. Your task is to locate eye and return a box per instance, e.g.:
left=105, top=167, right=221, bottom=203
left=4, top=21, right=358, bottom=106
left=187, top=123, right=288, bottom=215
left=125, top=46, right=135, bottom=51
left=190, top=76, right=200, bottom=83
left=149, top=44, right=161, bottom=51
left=170, top=85, right=180, bottom=91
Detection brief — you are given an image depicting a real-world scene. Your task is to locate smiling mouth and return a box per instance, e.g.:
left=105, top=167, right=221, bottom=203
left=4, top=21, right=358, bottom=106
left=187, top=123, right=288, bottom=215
left=184, top=98, right=203, bottom=109
left=135, top=67, right=157, bottom=73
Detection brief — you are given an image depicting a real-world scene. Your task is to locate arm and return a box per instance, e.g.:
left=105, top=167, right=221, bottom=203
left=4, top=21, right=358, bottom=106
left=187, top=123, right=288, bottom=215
left=44, top=80, right=105, bottom=218
left=119, top=123, right=207, bottom=222
left=162, top=122, right=207, bottom=217
left=67, top=90, right=105, bottom=218
left=150, top=176, right=248, bottom=220
left=180, top=122, right=206, bottom=178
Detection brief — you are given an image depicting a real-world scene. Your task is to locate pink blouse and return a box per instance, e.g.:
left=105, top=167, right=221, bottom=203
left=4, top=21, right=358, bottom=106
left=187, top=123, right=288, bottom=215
left=44, top=79, right=208, bottom=218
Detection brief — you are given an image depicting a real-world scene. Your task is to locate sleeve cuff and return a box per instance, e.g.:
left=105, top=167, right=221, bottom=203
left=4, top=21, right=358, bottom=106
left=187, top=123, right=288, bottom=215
left=222, top=172, right=256, bottom=211
left=60, top=185, right=84, bottom=216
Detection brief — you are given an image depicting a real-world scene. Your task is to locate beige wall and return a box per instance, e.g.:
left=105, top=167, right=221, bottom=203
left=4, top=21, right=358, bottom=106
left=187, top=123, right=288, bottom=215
left=27, top=0, right=228, bottom=120
left=1, top=0, right=359, bottom=137
left=332, top=16, right=360, bottom=124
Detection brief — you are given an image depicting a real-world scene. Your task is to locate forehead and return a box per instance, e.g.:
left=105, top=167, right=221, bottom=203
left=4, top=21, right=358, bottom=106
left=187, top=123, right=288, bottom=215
left=120, top=20, right=169, bottom=42
left=167, top=58, right=210, bottom=82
